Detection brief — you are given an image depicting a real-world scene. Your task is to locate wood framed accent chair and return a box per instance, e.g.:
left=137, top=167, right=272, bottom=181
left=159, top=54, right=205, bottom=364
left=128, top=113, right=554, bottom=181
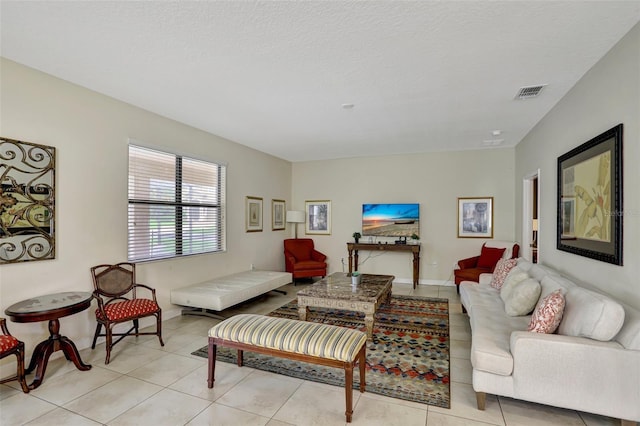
left=284, top=238, right=327, bottom=282
left=0, top=317, right=30, bottom=393
left=90, top=262, right=164, bottom=364
left=454, top=241, right=520, bottom=293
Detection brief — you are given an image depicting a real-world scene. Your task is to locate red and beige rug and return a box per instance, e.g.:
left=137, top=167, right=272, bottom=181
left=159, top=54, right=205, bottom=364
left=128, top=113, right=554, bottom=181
left=193, top=295, right=450, bottom=408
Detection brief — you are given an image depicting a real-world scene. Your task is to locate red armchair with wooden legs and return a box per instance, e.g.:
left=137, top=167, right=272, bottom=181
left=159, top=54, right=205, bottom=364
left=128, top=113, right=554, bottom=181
left=0, top=318, right=30, bottom=393
left=284, top=238, right=327, bottom=282
left=454, top=241, right=520, bottom=293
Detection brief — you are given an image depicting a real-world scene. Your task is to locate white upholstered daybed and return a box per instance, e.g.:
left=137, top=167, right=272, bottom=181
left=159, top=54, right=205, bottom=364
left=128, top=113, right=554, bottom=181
left=170, top=270, right=292, bottom=318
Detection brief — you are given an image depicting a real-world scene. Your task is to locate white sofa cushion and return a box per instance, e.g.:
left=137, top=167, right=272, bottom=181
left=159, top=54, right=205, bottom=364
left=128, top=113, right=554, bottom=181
left=502, top=278, right=541, bottom=317
left=558, top=287, right=625, bottom=341
left=536, top=275, right=576, bottom=311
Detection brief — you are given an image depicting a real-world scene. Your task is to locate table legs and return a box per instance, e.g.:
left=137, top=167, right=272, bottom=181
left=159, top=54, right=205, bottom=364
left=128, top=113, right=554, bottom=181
left=25, top=318, right=91, bottom=390
left=298, top=305, right=309, bottom=321
left=364, top=314, right=374, bottom=341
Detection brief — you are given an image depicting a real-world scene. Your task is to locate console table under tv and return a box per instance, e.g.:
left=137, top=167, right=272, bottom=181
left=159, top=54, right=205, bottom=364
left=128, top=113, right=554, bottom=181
left=347, top=242, right=421, bottom=289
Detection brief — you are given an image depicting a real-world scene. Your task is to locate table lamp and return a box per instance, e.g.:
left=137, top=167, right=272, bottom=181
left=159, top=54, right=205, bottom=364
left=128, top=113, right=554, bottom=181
left=286, top=210, right=305, bottom=239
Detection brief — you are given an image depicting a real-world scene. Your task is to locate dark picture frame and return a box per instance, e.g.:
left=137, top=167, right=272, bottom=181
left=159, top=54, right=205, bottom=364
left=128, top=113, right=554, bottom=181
left=557, top=124, right=623, bottom=265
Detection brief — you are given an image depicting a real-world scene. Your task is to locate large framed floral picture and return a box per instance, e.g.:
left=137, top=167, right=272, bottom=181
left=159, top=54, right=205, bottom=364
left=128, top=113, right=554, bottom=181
left=557, top=124, right=623, bottom=265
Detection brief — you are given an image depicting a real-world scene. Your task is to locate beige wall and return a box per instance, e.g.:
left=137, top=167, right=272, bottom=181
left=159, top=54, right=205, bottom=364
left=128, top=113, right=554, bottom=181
left=0, top=58, right=292, bottom=355
left=515, top=23, right=640, bottom=309
left=292, top=148, right=516, bottom=284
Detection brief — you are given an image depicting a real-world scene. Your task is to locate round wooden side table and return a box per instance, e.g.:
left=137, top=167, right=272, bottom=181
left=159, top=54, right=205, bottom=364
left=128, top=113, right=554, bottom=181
left=4, top=291, right=93, bottom=390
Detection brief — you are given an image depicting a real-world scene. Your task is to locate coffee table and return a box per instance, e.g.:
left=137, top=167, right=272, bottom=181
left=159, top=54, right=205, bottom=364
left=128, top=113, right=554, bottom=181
left=297, top=272, right=394, bottom=341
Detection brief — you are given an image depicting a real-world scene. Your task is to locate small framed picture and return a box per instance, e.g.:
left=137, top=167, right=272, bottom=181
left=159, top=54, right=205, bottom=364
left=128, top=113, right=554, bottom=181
left=457, top=197, right=493, bottom=238
left=246, top=196, right=263, bottom=232
left=305, top=200, right=331, bottom=235
left=272, top=199, right=286, bottom=231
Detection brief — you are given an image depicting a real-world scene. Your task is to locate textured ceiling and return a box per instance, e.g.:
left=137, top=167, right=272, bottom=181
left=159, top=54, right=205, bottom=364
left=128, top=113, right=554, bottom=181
left=2, top=1, right=639, bottom=162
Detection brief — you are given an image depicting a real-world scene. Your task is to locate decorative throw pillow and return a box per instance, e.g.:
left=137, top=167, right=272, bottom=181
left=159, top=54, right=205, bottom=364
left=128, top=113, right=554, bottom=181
left=528, top=290, right=565, bottom=334
left=490, top=258, right=517, bottom=290
left=477, top=246, right=506, bottom=269
left=502, top=278, right=541, bottom=316
left=499, top=267, right=529, bottom=297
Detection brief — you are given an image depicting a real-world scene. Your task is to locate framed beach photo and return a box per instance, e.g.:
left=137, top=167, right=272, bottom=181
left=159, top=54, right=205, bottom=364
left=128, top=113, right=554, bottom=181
left=305, top=200, right=331, bottom=235
left=557, top=124, right=622, bottom=265
left=272, top=199, right=285, bottom=231
left=245, top=196, right=263, bottom=232
left=457, top=197, right=493, bottom=238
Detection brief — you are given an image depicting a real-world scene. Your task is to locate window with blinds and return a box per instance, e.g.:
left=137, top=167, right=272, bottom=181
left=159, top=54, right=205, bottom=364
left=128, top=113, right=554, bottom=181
left=128, top=144, right=226, bottom=262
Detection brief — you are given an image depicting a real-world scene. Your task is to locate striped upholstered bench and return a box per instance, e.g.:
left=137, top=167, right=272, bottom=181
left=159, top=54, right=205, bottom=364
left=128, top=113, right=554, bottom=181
left=207, top=314, right=367, bottom=423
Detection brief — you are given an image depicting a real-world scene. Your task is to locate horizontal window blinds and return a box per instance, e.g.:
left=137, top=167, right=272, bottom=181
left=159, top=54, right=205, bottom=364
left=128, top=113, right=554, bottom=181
left=128, top=144, right=225, bottom=261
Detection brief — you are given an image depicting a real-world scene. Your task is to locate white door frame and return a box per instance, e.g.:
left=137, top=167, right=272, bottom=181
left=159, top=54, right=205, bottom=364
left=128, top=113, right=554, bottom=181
left=522, top=169, right=540, bottom=262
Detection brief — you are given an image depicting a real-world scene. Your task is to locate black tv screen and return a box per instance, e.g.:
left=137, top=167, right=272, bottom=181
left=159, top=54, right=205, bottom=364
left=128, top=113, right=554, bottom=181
left=362, top=203, right=419, bottom=238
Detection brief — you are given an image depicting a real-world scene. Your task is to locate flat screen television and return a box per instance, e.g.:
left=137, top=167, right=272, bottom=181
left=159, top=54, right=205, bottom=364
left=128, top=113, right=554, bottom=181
left=362, top=203, right=419, bottom=238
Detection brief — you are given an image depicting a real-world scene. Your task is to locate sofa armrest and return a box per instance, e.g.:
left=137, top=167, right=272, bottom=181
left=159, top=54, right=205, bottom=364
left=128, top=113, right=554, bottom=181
left=510, top=331, right=640, bottom=421
left=311, top=250, right=327, bottom=262
left=458, top=255, right=480, bottom=269
left=478, top=273, right=493, bottom=285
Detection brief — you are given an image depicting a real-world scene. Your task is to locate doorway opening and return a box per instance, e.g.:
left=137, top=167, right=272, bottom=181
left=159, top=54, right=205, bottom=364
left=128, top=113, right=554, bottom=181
left=523, top=170, right=540, bottom=263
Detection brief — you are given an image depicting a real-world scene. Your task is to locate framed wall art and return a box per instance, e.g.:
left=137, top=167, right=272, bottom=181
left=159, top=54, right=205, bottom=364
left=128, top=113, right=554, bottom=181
left=557, top=123, right=623, bottom=265
left=305, top=200, right=331, bottom=235
left=457, top=197, right=493, bottom=238
left=1, top=137, right=56, bottom=263
left=245, top=196, right=263, bottom=232
left=272, top=199, right=285, bottom=231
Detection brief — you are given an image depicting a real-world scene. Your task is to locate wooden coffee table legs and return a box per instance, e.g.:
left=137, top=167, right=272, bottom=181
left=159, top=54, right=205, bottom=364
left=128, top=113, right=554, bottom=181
left=298, top=303, right=376, bottom=341
left=298, top=305, right=308, bottom=322
left=25, top=318, right=91, bottom=390
left=363, top=314, right=374, bottom=341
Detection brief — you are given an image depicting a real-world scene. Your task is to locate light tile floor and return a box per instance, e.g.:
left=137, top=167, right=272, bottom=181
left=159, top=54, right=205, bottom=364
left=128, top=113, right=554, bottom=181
left=0, top=282, right=622, bottom=426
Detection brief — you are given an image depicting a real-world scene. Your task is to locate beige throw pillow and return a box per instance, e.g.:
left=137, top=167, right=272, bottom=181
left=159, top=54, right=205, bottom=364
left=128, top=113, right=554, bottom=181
left=499, top=267, right=529, bottom=300
left=501, top=278, right=541, bottom=316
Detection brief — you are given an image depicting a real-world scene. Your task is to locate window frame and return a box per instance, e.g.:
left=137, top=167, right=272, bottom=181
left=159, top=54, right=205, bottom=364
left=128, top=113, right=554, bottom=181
left=127, top=143, right=226, bottom=262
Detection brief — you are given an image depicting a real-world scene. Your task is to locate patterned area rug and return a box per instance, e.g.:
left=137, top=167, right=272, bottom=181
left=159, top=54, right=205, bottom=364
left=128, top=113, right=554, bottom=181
left=192, top=295, right=450, bottom=408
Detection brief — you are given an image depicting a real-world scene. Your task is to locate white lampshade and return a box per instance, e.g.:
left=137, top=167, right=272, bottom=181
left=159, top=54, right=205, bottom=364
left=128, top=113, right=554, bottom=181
left=286, top=211, right=305, bottom=223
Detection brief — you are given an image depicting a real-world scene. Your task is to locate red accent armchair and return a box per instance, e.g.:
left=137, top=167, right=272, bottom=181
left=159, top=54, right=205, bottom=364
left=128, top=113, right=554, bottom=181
left=284, top=238, right=327, bottom=281
left=454, top=241, right=520, bottom=292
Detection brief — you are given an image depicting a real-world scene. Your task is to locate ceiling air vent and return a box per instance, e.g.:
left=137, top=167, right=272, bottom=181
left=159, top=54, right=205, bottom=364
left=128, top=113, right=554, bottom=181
left=515, top=84, right=547, bottom=99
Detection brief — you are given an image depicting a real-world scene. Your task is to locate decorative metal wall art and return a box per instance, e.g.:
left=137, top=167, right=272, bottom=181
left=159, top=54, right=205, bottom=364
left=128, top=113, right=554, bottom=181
left=0, top=137, right=56, bottom=263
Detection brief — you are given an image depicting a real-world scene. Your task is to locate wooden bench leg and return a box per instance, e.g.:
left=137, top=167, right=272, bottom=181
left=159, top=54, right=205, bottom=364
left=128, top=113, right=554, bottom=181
left=207, top=339, right=216, bottom=388
left=345, top=363, right=353, bottom=423
left=358, top=344, right=366, bottom=393
left=237, top=349, right=243, bottom=367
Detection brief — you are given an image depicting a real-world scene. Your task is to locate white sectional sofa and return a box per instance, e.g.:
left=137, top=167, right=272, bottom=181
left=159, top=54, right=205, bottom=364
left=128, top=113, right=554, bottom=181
left=460, top=258, right=640, bottom=426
